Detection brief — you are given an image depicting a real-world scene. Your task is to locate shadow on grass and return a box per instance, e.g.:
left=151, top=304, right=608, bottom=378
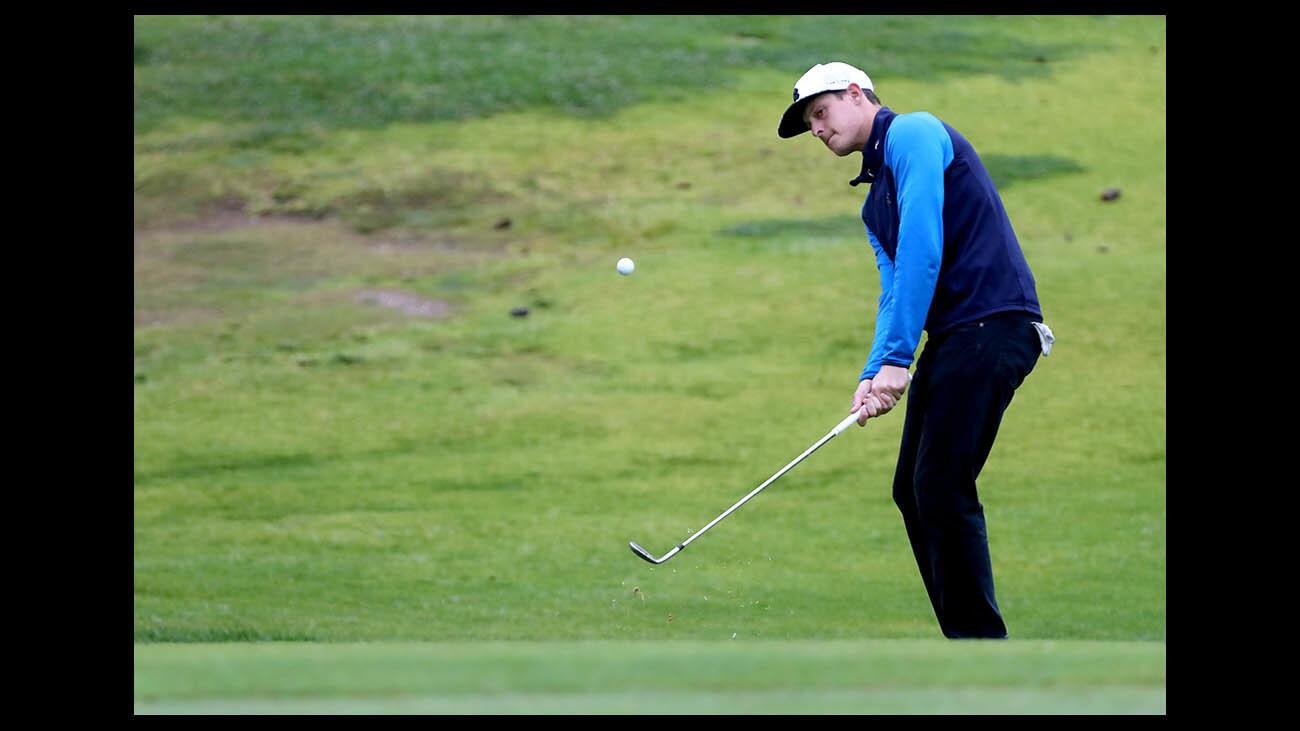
left=718, top=154, right=1084, bottom=244
left=135, top=625, right=322, bottom=643
left=983, top=154, right=1087, bottom=190
left=135, top=445, right=527, bottom=495
left=135, top=451, right=342, bottom=485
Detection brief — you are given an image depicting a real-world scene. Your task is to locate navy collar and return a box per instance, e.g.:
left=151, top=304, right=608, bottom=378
left=849, top=107, right=897, bottom=187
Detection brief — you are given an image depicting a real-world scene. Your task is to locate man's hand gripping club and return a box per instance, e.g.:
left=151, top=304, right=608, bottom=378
left=850, top=364, right=912, bottom=426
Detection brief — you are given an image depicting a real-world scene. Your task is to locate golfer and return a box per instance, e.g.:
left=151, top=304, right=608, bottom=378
left=778, top=62, right=1053, bottom=639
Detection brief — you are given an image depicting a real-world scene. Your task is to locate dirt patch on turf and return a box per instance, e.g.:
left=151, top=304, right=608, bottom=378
left=134, top=200, right=515, bottom=328
left=135, top=307, right=226, bottom=329
left=160, top=199, right=329, bottom=233
left=137, top=199, right=500, bottom=256
left=354, top=289, right=453, bottom=319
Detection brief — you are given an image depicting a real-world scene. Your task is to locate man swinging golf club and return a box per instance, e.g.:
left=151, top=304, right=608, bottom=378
left=778, top=62, right=1053, bottom=639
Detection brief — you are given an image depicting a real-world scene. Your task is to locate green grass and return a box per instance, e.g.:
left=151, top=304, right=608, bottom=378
left=133, top=15, right=1105, bottom=131
left=135, top=14, right=1164, bottom=711
left=134, top=640, right=1165, bottom=714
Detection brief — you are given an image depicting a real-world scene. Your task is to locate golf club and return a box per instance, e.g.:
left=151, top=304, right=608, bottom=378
left=629, top=406, right=870, bottom=565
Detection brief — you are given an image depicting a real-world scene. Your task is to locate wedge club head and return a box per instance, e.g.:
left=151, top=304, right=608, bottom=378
left=629, top=541, right=683, bottom=565
left=628, top=408, right=874, bottom=566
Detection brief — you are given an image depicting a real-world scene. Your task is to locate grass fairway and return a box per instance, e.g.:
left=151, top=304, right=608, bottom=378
left=135, top=15, right=1164, bottom=713
left=134, top=640, right=1164, bottom=714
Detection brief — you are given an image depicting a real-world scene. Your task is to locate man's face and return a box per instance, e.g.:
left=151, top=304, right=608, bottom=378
left=802, top=86, right=871, bottom=157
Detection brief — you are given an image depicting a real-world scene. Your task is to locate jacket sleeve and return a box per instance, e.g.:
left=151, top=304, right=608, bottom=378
left=860, top=228, right=895, bottom=382
left=873, top=113, right=953, bottom=371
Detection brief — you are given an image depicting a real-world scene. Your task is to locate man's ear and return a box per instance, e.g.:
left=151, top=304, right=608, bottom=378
left=847, top=83, right=863, bottom=104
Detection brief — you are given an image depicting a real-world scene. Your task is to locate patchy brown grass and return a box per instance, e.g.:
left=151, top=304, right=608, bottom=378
left=134, top=211, right=504, bottom=329
left=354, top=290, right=453, bottom=319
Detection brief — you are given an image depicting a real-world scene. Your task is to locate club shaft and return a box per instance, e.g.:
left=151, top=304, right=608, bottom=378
left=677, top=425, right=844, bottom=551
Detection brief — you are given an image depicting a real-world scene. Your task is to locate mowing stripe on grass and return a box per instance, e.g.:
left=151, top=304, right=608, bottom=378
left=135, top=640, right=1164, bottom=707
left=135, top=686, right=1165, bottom=714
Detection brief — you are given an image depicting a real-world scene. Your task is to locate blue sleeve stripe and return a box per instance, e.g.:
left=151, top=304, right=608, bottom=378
left=878, top=113, right=953, bottom=371
left=860, top=230, right=894, bottom=381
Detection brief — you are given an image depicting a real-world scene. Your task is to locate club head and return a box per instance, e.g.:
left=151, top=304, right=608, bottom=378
left=630, top=541, right=683, bottom=565
left=629, top=541, right=663, bottom=564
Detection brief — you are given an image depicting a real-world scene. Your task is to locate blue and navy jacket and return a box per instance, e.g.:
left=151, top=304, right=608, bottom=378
left=853, top=107, right=1042, bottom=382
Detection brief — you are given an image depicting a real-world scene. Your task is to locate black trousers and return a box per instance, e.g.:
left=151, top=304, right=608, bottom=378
left=892, top=311, right=1042, bottom=639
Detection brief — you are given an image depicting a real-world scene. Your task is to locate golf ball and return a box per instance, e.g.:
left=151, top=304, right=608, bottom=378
left=617, top=257, right=635, bottom=276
